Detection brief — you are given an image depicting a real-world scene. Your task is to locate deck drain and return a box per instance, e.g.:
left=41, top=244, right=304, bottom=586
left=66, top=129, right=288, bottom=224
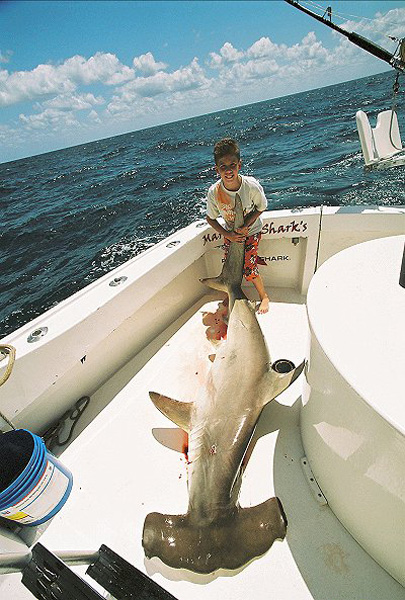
left=272, top=359, right=295, bottom=373
left=166, top=240, right=180, bottom=248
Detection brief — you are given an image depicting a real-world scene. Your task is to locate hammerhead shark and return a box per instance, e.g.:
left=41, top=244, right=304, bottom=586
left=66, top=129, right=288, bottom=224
left=143, top=196, right=304, bottom=573
left=200, top=192, right=247, bottom=314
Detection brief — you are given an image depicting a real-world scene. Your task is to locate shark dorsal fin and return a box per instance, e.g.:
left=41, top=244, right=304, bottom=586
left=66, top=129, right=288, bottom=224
left=149, top=392, right=193, bottom=432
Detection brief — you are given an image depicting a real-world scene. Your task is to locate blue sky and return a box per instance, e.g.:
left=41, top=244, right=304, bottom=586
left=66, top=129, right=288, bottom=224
left=1, top=1, right=404, bottom=163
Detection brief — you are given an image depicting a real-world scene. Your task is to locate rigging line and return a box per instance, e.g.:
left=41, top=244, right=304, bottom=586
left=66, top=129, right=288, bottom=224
left=389, top=72, right=403, bottom=153
left=303, top=1, right=405, bottom=28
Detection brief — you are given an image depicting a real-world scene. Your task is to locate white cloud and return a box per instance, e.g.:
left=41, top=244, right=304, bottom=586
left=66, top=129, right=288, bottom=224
left=208, top=29, right=334, bottom=86
left=285, top=31, right=329, bottom=62
left=219, top=58, right=280, bottom=84
left=88, top=109, right=101, bottom=124
left=41, top=92, right=105, bottom=111
left=133, top=52, right=168, bottom=76
left=1, top=64, right=76, bottom=106
left=58, top=53, right=134, bottom=86
left=332, top=8, right=405, bottom=64
left=0, top=52, right=134, bottom=107
left=0, top=123, right=14, bottom=142
left=341, top=8, right=405, bottom=41
left=247, top=37, right=286, bottom=59
left=208, top=30, right=333, bottom=93
left=208, top=42, right=244, bottom=68
left=205, top=7, right=405, bottom=93
left=219, top=42, right=244, bottom=63
left=107, top=57, right=210, bottom=118
left=3, top=5, right=404, bottom=162
left=136, top=57, right=207, bottom=96
left=19, top=108, right=80, bottom=131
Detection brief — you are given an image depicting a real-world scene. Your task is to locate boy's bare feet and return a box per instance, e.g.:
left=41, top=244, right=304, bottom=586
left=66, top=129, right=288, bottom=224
left=257, top=295, right=270, bottom=314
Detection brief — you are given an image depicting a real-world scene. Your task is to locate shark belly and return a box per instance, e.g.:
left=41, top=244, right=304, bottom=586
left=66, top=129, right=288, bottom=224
left=143, top=296, right=305, bottom=573
left=187, top=399, right=259, bottom=524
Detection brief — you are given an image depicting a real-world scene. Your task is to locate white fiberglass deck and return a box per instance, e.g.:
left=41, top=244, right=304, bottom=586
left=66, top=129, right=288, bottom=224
left=2, top=289, right=404, bottom=600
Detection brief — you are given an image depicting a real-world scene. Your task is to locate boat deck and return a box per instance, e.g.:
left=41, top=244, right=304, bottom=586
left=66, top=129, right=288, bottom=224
left=2, top=288, right=404, bottom=599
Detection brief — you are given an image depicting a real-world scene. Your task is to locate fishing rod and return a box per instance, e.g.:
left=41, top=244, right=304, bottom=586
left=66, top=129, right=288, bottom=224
left=284, top=0, right=405, bottom=72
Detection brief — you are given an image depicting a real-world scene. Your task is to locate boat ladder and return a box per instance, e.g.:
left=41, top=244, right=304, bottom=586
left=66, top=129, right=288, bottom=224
left=21, top=542, right=177, bottom=600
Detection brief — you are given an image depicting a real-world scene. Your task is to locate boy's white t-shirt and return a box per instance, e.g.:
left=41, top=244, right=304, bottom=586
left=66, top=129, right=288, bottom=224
left=206, top=175, right=267, bottom=235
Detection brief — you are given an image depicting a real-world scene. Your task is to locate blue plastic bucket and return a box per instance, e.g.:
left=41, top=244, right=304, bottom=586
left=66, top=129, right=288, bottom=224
left=0, top=429, right=73, bottom=526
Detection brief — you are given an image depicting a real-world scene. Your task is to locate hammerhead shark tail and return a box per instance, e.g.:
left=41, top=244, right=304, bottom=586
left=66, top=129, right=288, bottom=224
left=142, top=497, right=287, bottom=574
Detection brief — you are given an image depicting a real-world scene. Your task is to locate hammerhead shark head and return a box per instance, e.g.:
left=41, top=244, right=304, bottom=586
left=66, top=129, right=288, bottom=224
left=143, top=196, right=304, bottom=573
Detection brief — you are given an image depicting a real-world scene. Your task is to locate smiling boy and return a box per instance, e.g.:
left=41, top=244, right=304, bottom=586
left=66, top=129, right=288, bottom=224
left=206, top=138, right=269, bottom=314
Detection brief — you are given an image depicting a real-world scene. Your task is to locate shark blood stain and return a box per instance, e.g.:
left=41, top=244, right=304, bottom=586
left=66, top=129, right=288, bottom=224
left=182, top=438, right=189, bottom=463
left=202, top=301, right=228, bottom=341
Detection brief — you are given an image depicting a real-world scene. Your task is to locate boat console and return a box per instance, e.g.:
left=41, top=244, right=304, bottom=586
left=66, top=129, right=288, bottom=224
left=302, top=235, right=405, bottom=585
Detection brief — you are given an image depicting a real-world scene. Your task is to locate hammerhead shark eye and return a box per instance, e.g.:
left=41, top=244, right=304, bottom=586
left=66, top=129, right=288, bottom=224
left=271, top=359, right=295, bottom=374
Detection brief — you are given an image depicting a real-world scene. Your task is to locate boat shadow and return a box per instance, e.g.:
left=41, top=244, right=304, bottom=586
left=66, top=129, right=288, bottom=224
left=260, top=398, right=403, bottom=600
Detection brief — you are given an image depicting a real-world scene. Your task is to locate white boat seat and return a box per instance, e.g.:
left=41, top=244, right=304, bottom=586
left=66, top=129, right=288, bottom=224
left=356, top=109, right=405, bottom=168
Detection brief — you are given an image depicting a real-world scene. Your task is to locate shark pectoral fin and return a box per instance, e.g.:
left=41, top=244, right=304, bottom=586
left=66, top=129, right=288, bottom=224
left=149, top=392, right=193, bottom=433
left=263, top=359, right=306, bottom=404
left=143, top=498, right=287, bottom=574
left=152, top=428, right=188, bottom=453
left=199, top=275, right=227, bottom=292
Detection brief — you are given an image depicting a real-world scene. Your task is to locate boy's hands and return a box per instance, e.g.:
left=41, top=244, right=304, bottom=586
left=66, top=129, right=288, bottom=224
left=226, top=230, right=246, bottom=243
left=226, top=226, right=249, bottom=243
left=236, top=226, right=249, bottom=236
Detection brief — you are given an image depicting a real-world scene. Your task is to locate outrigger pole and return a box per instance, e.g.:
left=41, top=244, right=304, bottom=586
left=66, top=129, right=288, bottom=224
left=284, top=0, right=404, bottom=72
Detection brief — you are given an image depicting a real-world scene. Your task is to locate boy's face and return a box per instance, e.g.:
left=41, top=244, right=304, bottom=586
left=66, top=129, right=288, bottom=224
left=215, top=153, right=242, bottom=190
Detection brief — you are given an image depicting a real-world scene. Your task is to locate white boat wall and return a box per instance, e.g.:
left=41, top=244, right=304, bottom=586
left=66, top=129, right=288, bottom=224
left=0, top=205, right=403, bottom=436
left=0, top=204, right=404, bottom=599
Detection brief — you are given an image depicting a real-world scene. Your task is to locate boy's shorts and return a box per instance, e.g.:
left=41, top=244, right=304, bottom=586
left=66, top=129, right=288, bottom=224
left=223, top=233, right=261, bottom=281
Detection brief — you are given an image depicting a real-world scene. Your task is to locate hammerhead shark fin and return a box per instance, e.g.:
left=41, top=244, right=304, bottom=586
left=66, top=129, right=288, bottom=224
left=199, top=275, right=227, bottom=292
left=262, top=360, right=305, bottom=407
left=149, top=392, right=193, bottom=433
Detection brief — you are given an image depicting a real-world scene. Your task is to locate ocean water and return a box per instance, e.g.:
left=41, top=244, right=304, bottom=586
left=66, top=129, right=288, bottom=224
left=1, top=70, right=404, bottom=337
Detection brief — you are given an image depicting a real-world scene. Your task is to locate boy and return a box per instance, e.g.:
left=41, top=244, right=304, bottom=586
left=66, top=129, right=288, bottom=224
left=206, top=138, right=269, bottom=314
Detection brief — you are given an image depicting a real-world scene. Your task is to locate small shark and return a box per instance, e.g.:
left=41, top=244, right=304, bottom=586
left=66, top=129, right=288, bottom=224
left=143, top=297, right=304, bottom=573
left=200, top=192, right=246, bottom=314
